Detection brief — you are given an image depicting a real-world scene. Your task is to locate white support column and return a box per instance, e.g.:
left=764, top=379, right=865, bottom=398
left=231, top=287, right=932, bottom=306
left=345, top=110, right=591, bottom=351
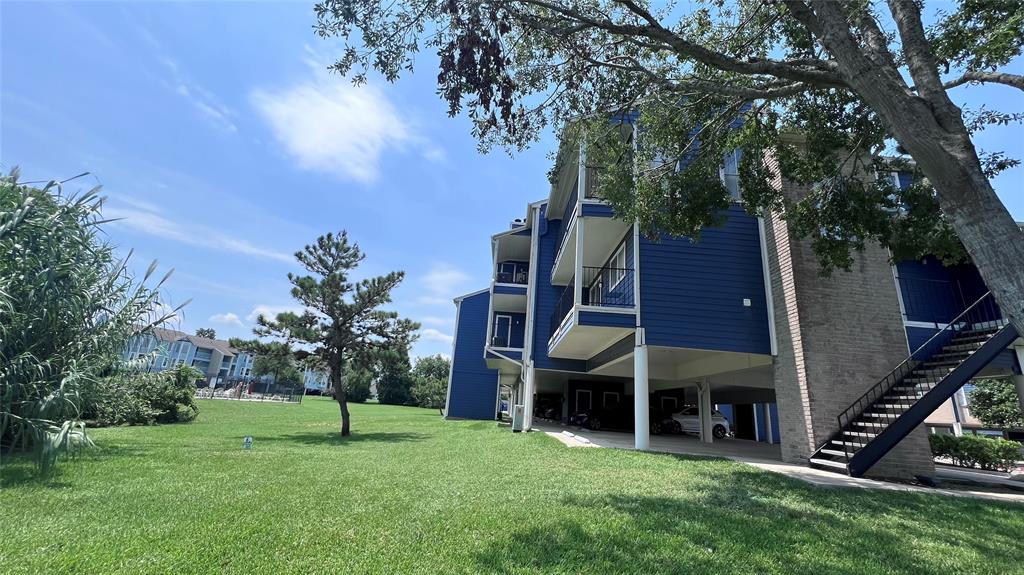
left=762, top=403, right=774, bottom=444
left=522, top=363, right=536, bottom=431
left=698, top=378, right=713, bottom=444
left=634, top=329, right=650, bottom=450
left=574, top=218, right=585, bottom=307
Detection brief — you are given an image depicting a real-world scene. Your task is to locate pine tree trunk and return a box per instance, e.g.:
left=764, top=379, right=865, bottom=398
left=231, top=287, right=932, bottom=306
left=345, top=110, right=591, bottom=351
left=331, top=363, right=351, bottom=436
left=338, top=392, right=351, bottom=436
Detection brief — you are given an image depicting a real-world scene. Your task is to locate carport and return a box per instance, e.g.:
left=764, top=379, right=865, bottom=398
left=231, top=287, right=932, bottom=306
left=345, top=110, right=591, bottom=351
left=534, top=421, right=783, bottom=462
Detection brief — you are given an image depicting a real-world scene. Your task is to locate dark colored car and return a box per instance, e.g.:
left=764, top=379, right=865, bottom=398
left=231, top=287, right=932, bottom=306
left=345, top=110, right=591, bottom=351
left=570, top=405, right=676, bottom=435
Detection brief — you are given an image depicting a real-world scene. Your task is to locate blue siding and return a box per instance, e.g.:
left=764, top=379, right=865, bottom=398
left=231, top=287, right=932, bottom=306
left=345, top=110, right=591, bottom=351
left=639, top=204, right=771, bottom=354
left=905, top=325, right=1018, bottom=374
left=896, top=256, right=987, bottom=324
left=581, top=203, right=616, bottom=218
left=490, top=311, right=526, bottom=348
left=578, top=310, right=635, bottom=329
left=447, top=291, right=499, bottom=420
left=493, top=284, right=527, bottom=296
left=769, top=403, right=780, bottom=444
left=531, top=204, right=588, bottom=372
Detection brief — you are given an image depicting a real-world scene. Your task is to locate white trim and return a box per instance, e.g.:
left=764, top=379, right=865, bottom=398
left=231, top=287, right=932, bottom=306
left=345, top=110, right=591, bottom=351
left=574, top=218, right=585, bottom=306
left=492, top=282, right=528, bottom=290
left=633, top=222, right=642, bottom=328
left=575, top=389, right=593, bottom=411
left=550, top=215, right=578, bottom=284
left=576, top=304, right=637, bottom=314
left=493, top=314, right=513, bottom=348
left=523, top=205, right=541, bottom=372
left=905, top=320, right=950, bottom=330
left=890, top=256, right=909, bottom=326
left=452, top=288, right=489, bottom=303
left=756, top=217, right=778, bottom=356
left=603, top=391, right=620, bottom=407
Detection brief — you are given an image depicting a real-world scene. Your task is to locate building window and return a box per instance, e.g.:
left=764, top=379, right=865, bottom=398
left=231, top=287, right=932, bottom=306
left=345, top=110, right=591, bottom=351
left=609, top=242, right=627, bottom=288
left=720, top=149, right=741, bottom=200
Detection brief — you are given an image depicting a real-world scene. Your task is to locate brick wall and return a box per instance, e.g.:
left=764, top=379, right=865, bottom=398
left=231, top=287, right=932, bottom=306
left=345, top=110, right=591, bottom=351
left=763, top=156, right=935, bottom=480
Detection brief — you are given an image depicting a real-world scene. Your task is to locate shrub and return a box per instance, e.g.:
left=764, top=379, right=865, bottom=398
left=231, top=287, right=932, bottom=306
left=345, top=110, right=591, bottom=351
left=81, top=365, right=202, bottom=427
left=345, top=368, right=374, bottom=403
left=928, top=433, right=1022, bottom=471
left=410, top=376, right=447, bottom=412
left=0, top=172, right=177, bottom=474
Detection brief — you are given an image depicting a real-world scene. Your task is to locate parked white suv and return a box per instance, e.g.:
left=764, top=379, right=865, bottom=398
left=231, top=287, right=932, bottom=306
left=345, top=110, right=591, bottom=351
left=671, top=407, right=732, bottom=439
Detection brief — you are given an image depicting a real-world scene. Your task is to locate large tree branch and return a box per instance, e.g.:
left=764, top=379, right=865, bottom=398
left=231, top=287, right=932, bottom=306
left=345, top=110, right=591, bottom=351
left=944, top=70, right=1024, bottom=93
left=886, top=0, right=945, bottom=99
left=516, top=0, right=846, bottom=87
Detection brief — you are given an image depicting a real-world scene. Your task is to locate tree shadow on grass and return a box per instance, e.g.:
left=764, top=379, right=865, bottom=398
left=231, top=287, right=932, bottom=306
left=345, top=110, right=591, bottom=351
left=473, top=456, right=1024, bottom=574
left=257, top=431, right=428, bottom=446
left=1, top=442, right=152, bottom=489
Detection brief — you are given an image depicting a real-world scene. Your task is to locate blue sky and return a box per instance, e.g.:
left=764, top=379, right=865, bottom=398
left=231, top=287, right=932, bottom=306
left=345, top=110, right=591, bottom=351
left=2, top=2, right=1022, bottom=359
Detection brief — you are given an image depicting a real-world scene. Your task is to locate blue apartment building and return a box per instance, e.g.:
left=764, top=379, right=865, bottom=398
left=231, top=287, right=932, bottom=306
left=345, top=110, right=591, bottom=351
left=445, top=138, right=1023, bottom=479
left=125, top=327, right=330, bottom=391
left=123, top=327, right=254, bottom=382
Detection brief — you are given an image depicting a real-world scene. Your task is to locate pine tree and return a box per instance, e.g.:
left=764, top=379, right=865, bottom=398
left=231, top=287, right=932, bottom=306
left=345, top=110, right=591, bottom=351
left=256, top=231, right=418, bottom=436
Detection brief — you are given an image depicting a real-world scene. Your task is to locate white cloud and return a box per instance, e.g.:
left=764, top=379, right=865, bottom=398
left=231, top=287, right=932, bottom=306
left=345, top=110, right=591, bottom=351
left=420, top=315, right=453, bottom=327
left=247, top=304, right=303, bottom=323
left=209, top=312, right=243, bottom=328
left=104, top=202, right=293, bottom=263
left=420, top=328, right=454, bottom=345
left=161, top=57, right=237, bottom=133
left=416, top=263, right=471, bottom=305
left=250, top=56, right=435, bottom=183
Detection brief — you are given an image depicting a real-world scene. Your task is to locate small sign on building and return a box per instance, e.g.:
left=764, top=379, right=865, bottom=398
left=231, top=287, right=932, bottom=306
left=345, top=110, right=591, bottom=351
left=243, top=435, right=253, bottom=450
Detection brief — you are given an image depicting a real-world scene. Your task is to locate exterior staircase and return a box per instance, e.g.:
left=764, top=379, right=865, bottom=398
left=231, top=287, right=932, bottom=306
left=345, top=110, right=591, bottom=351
left=808, top=292, right=1019, bottom=477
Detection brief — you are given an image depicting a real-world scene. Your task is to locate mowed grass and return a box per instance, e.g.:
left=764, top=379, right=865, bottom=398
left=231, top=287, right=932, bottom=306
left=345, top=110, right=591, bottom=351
left=2, top=399, right=1023, bottom=575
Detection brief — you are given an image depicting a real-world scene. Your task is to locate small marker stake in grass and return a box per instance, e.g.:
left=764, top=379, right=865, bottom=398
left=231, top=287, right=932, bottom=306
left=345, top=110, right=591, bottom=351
left=243, top=436, right=253, bottom=450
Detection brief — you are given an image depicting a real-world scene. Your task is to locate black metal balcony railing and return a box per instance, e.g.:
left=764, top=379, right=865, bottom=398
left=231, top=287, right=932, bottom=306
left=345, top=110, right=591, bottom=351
left=495, top=269, right=529, bottom=285
left=491, top=334, right=517, bottom=348
left=550, top=266, right=635, bottom=338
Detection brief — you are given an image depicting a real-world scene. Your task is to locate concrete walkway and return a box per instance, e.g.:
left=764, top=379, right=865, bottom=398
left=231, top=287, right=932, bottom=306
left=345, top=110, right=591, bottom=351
left=535, top=422, right=1024, bottom=505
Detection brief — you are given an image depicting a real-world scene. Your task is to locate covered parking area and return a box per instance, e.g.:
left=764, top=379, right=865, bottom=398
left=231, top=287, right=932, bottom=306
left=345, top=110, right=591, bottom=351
left=529, top=343, right=781, bottom=456
left=534, top=420, right=783, bottom=462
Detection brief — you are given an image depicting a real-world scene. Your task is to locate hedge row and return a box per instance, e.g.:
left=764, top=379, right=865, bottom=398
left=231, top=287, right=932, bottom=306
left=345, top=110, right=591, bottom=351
left=928, top=433, right=1022, bottom=472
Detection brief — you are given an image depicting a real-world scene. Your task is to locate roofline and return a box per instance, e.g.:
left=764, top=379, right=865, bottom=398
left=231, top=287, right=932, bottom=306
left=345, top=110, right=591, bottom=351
left=453, top=288, right=490, bottom=304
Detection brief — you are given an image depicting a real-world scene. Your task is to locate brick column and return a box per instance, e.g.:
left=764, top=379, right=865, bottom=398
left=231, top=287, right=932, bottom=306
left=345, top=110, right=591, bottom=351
left=762, top=160, right=935, bottom=480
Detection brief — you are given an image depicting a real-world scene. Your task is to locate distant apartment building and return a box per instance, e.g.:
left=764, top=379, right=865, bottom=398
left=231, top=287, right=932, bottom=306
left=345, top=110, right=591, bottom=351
left=123, top=327, right=254, bottom=383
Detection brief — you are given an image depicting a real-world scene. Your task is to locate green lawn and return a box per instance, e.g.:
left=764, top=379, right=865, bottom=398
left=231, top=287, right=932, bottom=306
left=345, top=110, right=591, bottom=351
left=2, top=399, right=1022, bottom=574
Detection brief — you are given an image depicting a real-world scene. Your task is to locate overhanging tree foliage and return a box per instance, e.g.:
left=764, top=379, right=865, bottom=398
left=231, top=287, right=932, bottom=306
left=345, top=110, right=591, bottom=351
left=195, top=327, right=217, bottom=339
left=255, top=231, right=418, bottom=436
left=315, top=0, right=1024, bottom=409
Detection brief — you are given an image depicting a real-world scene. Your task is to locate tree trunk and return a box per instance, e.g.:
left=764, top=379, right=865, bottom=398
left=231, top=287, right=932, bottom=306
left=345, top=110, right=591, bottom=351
left=804, top=10, right=1024, bottom=413
left=338, top=392, right=351, bottom=436
left=331, top=363, right=351, bottom=436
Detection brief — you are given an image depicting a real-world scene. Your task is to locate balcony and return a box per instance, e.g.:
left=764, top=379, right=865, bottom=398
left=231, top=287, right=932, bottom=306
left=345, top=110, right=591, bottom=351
left=495, top=269, right=529, bottom=285
left=549, top=266, right=637, bottom=359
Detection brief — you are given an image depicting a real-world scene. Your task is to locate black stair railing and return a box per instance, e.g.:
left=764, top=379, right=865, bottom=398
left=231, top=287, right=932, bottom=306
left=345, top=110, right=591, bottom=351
left=834, top=291, right=1004, bottom=464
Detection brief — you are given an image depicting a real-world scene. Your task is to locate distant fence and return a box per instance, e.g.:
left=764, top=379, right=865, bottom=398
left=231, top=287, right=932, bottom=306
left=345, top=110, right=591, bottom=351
left=194, top=376, right=305, bottom=403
